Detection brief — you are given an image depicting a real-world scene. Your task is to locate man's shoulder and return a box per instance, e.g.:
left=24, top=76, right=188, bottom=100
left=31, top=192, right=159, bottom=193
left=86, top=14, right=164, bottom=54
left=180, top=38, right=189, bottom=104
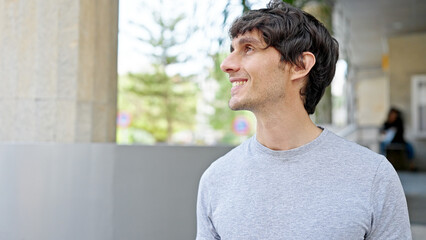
left=200, top=137, right=252, bottom=182
left=326, top=130, right=378, bottom=153
left=212, top=138, right=250, bottom=165
left=319, top=130, right=396, bottom=196
left=323, top=129, right=387, bottom=167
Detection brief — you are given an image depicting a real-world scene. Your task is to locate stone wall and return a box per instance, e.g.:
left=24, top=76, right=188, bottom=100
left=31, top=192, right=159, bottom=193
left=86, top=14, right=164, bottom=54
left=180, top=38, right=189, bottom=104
left=389, top=33, right=426, bottom=127
left=356, top=75, right=389, bottom=126
left=0, top=0, right=118, bottom=142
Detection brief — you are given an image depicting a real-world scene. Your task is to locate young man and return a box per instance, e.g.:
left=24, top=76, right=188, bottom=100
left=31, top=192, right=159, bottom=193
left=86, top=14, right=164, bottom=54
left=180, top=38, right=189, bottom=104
left=196, top=1, right=411, bottom=239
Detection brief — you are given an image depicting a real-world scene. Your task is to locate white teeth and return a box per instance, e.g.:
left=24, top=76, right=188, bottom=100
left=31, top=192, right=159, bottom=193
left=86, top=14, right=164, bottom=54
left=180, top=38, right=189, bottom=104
left=232, top=81, right=246, bottom=87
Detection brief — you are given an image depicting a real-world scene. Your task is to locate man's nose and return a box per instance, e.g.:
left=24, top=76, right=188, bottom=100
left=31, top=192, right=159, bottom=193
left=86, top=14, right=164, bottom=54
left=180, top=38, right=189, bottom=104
left=220, top=54, right=240, bottom=73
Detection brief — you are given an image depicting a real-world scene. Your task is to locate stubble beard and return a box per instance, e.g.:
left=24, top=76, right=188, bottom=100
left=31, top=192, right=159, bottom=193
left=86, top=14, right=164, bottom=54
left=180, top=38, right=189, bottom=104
left=228, top=94, right=256, bottom=112
left=228, top=91, right=285, bottom=113
left=228, top=100, right=251, bottom=111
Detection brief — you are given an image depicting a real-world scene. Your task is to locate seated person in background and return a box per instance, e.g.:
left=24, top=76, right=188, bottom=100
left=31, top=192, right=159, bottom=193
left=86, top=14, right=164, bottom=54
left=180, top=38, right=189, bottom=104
left=380, top=107, right=416, bottom=170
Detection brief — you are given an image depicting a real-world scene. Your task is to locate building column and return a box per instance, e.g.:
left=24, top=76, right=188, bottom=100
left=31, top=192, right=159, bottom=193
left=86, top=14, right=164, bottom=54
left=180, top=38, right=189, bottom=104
left=0, top=0, right=118, bottom=142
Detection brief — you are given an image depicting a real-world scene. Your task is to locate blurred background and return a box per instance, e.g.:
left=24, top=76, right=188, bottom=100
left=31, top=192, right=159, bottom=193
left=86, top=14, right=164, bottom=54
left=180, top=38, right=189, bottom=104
left=0, top=0, right=425, bottom=239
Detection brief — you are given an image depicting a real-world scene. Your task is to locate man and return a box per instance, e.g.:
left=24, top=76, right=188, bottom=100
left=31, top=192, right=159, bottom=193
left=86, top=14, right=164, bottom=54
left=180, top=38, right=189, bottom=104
left=196, top=1, right=411, bottom=239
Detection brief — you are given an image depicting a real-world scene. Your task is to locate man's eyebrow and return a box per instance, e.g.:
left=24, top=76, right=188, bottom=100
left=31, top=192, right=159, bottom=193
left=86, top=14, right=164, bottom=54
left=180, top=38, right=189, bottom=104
left=230, top=37, right=263, bottom=52
left=238, top=37, right=262, bottom=46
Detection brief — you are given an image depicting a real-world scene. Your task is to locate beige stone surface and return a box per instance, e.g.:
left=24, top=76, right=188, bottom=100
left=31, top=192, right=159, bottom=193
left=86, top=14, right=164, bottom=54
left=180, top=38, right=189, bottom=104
left=389, top=33, right=426, bottom=126
left=35, top=100, right=56, bottom=142
left=356, top=76, right=389, bottom=126
left=75, top=102, right=93, bottom=142
left=57, top=19, right=79, bottom=100
left=15, top=100, right=36, bottom=141
left=35, top=0, right=59, bottom=100
left=92, top=102, right=109, bottom=142
left=106, top=102, right=118, bottom=141
left=55, top=100, right=76, bottom=142
left=77, top=0, right=95, bottom=102
left=0, top=0, right=118, bottom=142
left=0, top=100, right=16, bottom=141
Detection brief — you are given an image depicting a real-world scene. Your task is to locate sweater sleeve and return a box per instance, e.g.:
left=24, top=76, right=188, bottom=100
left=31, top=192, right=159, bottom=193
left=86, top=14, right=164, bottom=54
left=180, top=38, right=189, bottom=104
left=196, top=170, right=220, bottom=240
left=366, top=158, right=412, bottom=240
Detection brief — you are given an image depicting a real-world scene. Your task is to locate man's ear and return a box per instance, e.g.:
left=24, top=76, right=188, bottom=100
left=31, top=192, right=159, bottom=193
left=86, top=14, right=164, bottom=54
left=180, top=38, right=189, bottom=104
left=290, top=52, right=315, bottom=81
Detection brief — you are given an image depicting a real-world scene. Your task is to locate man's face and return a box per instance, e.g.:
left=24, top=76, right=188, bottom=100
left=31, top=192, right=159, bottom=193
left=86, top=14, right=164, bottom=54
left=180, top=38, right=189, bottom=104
left=389, top=111, right=398, bottom=123
left=220, top=30, right=290, bottom=112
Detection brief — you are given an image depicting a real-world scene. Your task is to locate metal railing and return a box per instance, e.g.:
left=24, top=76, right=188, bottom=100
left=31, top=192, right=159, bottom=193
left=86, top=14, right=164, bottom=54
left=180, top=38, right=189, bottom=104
left=335, top=124, right=381, bottom=153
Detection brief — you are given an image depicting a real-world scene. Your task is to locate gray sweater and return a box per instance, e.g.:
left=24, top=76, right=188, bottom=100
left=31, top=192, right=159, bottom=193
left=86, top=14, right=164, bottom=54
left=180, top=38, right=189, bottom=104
left=196, top=128, right=411, bottom=240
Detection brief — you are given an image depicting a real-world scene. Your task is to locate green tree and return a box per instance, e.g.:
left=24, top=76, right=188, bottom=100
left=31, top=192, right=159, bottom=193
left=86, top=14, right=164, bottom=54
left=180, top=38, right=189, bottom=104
left=126, top=71, right=197, bottom=143
left=118, top=9, right=198, bottom=143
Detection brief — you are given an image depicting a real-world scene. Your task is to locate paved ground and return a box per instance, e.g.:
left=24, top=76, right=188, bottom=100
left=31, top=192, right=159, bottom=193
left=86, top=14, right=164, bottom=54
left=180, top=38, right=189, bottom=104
left=398, top=171, right=426, bottom=239
left=412, top=224, right=426, bottom=240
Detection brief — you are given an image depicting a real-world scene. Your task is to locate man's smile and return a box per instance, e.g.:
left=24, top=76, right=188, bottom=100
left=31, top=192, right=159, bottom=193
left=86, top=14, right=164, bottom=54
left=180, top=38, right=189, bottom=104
left=230, top=78, right=248, bottom=96
left=231, top=81, right=247, bottom=87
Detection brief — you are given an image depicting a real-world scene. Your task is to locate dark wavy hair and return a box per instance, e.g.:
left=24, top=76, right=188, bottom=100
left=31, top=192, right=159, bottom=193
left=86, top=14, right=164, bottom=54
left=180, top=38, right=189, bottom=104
left=229, top=0, right=339, bottom=114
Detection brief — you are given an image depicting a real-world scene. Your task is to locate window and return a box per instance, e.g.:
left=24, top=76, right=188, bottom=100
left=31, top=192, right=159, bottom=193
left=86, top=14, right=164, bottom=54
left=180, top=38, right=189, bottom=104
left=411, top=74, right=426, bottom=138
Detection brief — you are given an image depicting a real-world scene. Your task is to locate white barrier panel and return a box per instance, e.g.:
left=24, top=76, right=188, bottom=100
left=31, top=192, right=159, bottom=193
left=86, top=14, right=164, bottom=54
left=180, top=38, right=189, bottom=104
left=0, top=144, right=233, bottom=240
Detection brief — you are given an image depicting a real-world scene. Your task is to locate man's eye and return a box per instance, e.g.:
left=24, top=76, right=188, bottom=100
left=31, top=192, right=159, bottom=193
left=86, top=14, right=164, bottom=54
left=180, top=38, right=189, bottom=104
left=245, top=46, right=254, bottom=53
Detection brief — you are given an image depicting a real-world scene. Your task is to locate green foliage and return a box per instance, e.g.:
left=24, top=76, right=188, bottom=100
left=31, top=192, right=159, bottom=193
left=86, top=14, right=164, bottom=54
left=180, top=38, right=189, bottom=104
left=117, top=6, right=198, bottom=144
left=118, top=71, right=198, bottom=143
left=282, top=0, right=313, bottom=8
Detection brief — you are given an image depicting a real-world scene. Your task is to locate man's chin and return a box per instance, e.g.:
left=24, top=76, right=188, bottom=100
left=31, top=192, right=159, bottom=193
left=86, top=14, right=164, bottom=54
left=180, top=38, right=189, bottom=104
left=228, top=100, right=247, bottom=111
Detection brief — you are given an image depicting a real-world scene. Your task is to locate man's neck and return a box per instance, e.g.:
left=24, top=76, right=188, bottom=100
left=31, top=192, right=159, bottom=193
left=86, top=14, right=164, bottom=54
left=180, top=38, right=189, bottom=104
left=254, top=107, right=322, bottom=151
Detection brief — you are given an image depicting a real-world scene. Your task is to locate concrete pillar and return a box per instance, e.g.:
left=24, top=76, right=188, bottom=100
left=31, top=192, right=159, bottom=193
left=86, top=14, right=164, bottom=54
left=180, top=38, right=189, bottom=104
left=0, top=0, right=118, bottom=142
